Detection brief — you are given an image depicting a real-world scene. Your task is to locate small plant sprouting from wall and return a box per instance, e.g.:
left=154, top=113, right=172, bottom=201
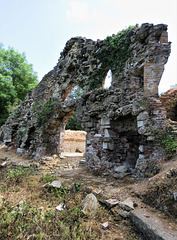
left=17, top=129, right=24, bottom=144
left=33, top=98, right=57, bottom=124
left=12, top=106, right=20, bottom=118
left=155, top=126, right=177, bottom=159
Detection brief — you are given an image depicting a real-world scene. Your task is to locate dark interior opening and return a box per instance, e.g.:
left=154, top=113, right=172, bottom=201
left=110, top=114, right=140, bottom=168
left=25, top=127, right=36, bottom=149
left=172, top=102, right=177, bottom=121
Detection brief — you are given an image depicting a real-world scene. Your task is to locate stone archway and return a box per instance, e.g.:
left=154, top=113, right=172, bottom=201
left=0, top=23, right=172, bottom=177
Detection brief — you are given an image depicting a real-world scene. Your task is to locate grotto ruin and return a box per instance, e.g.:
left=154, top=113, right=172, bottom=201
left=0, top=23, right=173, bottom=178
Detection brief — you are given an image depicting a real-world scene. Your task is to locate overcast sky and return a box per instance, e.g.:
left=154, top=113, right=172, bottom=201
left=1, top=0, right=177, bottom=93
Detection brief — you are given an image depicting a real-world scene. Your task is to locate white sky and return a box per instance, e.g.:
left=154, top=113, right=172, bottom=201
left=0, top=0, right=177, bottom=93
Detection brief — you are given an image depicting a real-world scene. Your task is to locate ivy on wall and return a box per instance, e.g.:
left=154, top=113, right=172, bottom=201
left=88, top=25, right=138, bottom=91
left=33, top=98, right=57, bottom=124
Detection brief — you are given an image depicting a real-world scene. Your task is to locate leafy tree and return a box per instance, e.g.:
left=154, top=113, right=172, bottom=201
left=66, top=113, right=83, bottom=130
left=0, top=76, right=16, bottom=126
left=65, top=86, right=84, bottom=130
left=0, top=44, right=38, bottom=126
left=66, top=85, right=83, bottom=100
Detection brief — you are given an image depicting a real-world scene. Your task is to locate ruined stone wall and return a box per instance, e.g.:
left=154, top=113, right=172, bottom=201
left=0, top=23, right=172, bottom=177
left=63, top=130, right=86, bottom=153
left=160, top=87, right=177, bottom=121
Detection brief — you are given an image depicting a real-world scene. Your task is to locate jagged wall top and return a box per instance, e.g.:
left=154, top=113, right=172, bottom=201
left=31, top=23, right=170, bottom=103
left=0, top=23, right=171, bottom=168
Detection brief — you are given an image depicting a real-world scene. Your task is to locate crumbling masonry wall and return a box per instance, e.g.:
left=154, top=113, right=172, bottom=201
left=0, top=23, right=171, bottom=177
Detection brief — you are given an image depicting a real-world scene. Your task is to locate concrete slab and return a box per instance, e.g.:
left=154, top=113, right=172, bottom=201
left=130, top=209, right=177, bottom=240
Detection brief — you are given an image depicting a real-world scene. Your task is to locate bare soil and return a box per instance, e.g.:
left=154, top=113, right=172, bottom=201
left=0, top=143, right=177, bottom=239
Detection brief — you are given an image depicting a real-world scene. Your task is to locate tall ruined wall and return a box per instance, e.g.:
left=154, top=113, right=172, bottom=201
left=160, top=87, right=177, bottom=121
left=0, top=23, right=172, bottom=177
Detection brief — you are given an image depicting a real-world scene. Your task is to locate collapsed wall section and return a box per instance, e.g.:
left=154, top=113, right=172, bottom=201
left=0, top=23, right=171, bottom=177
left=75, top=89, right=167, bottom=177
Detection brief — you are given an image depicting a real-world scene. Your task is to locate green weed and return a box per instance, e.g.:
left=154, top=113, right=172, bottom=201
left=155, top=126, right=177, bottom=159
left=39, top=173, right=56, bottom=183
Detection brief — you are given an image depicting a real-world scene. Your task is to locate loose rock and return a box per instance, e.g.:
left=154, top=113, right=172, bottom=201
left=81, top=193, right=99, bottom=216
left=119, top=198, right=135, bottom=211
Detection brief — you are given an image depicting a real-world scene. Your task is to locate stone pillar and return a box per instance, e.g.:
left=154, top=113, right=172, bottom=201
left=144, top=63, right=164, bottom=96
left=144, top=31, right=168, bottom=96
left=160, top=31, right=168, bottom=43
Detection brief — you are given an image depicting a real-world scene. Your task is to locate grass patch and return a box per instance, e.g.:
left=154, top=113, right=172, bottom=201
left=0, top=165, right=140, bottom=239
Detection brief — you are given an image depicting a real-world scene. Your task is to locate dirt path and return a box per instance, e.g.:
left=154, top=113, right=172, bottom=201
left=1, top=145, right=177, bottom=239
left=1, top=144, right=177, bottom=204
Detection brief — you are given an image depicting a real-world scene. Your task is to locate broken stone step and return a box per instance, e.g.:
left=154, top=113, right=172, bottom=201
left=130, top=209, right=177, bottom=240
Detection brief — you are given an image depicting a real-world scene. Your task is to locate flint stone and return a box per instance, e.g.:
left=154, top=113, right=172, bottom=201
left=139, top=145, right=144, bottom=153
left=117, top=209, right=130, bottom=218
left=104, top=198, right=119, bottom=209
left=119, top=198, right=134, bottom=211
left=49, top=180, right=62, bottom=189
left=18, top=200, right=25, bottom=206
left=56, top=203, right=65, bottom=211
left=102, top=222, right=109, bottom=229
left=173, top=192, right=177, bottom=201
left=43, top=157, right=53, bottom=161
left=17, top=148, right=24, bottom=154
left=79, top=159, right=86, bottom=166
left=113, top=172, right=131, bottom=179
left=137, top=120, right=144, bottom=128
left=0, top=161, right=7, bottom=167
left=85, top=152, right=101, bottom=165
left=81, top=193, right=99, bottom=216
left=101, top=118, right=110, bottom=126
left=114, top=165, right=127, bottom=173
left=137, top=111, right=149, bottom=121
left=94, top=133, right=102, bottom=137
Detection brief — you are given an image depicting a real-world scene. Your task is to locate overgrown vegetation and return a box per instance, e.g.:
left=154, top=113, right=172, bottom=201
left=142, top=168, right=177, bottom=222
left=87, top=25, right=138, bottom=90
left=66, top=113, right=83, bottom=130
left=0, top=44, right=38, bottom=126
left=0, top=164, right=139, bottom=240
left=33, top=98, right=57, bottom=124
left=66, top=86, right=84, bottom=130
left=155, top=126, right=177, bottom=159
left=98, top=26, right=137, bottom=76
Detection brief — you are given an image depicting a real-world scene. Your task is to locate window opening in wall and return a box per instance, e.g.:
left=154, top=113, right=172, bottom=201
left=67, top=85, right=83, bottom=100
left=24, top=126, right=36, bottom=149
left=66, top=113, right=83, bottom=131
left=64, top=85, right=83, bottom=101
left=103, top=69, right=112, bottom=89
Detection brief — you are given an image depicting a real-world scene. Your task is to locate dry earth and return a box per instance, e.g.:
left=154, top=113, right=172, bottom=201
left=0, top=139, right=177, bottom=239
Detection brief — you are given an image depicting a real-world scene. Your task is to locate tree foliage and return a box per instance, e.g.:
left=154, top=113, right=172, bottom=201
left=0, top=44, right=38, bottom=126
left=66, top=113, right=83, bottom=130
left=65, top=86, right=84, bottom=130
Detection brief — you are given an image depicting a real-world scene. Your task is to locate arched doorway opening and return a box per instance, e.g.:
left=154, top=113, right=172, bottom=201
left=60, top=85, right=86, bottom=155
left=60, top=112, right=86, bottom=155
